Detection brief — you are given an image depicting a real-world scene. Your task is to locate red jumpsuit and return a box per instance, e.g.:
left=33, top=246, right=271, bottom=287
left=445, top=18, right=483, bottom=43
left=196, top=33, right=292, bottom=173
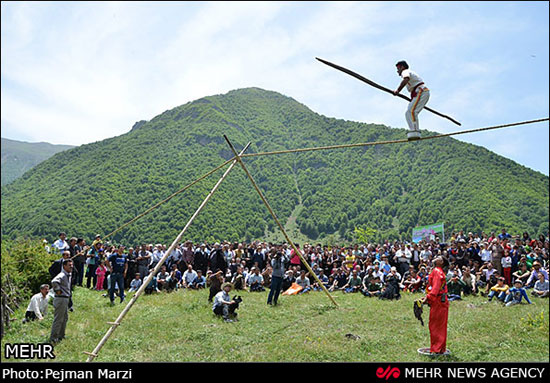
left=425, top=266, right=449, bottom=353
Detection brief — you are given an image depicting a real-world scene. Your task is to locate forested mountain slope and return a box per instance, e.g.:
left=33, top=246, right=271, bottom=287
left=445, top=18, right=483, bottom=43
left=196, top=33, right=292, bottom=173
left=1, top=88, right=548, bottom=244
left=1, top=138, right=74, bottom=186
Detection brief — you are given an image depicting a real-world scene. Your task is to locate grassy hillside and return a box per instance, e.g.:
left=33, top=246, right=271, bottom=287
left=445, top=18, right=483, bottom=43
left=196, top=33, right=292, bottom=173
left=1, top=88, right=548, bottom=245
left=1, top=286, right=548, bottom=362
left=1, top=138, right=74, bottom=186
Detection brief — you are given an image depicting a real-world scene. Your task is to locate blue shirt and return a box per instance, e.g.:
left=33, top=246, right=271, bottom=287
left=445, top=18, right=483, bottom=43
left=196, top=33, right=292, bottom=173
left=109, top=254, right=128, bottom=274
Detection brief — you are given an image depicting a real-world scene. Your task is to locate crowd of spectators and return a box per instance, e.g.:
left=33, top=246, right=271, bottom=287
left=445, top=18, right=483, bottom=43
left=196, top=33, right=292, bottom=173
left=37, top=227, right=548, bottom=312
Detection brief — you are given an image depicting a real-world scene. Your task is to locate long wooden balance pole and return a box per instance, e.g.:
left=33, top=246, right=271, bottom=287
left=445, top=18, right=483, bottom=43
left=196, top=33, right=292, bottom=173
left=316, top=57, right=461, bottom=126
left=85, top=143, right=251, bottom=362
left=223, top=135, right=338, bottom=307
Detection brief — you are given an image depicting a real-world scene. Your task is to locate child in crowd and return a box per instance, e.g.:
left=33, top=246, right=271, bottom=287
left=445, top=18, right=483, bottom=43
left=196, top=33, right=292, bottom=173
left=488, top=277, right=509, bottom=302
left=129, top=273, right=142, bottom=292
left=95, top=260, right=107, bottom=291
left=501, top=250, right=512, bottom=285
left=504, top=280, right=532, bottom=306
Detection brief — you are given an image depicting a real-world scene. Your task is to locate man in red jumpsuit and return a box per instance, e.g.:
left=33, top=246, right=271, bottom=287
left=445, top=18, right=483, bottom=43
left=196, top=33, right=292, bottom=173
left=422, top=256, right=449, bottom=354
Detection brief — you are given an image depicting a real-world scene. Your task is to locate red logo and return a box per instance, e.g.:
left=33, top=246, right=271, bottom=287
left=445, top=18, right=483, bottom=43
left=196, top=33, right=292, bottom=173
left=376, top=365, right=401, bottom=380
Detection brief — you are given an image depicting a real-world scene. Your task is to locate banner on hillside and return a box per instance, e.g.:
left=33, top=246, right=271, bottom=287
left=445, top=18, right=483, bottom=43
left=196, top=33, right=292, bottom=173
left=412, top=222, right=445, bottom=243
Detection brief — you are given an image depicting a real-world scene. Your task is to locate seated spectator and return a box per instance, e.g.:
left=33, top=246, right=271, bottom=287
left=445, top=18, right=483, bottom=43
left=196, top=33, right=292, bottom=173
left=312, top=270, right=329, bottom=291
left=282, top=270, right=296, bottom=291
left=362, top=276, right=383, bottom=297
left=190, top=270, right=207, bottom=289
left=129, top=273, right=142, bottom=293
left=505, top=280, right=532, bottom=306
left=525, top=261, right=548, bottom=288
left=156, top=265, right=170, bottom=291
left=168, top=264, right=182, bottom=291
left=531, top=273, right=549, bottom=298
left=23, top=284, right=51, bottom=323
left=460, top=267, right=477, bottom=295
left=402, top=269, right=422, bottom=293
left=342, top=269, right=362, bottom=293
left=182, top=264, right=197, bottom=288
left=379, top=272, right=401, bottom=300
left=447, top=274, right=467, bottom=301
left=247, top=267, right=265, bottom=292
left=295, top=270, right=311, bottom=294
left=488, top=277, right=509, bottom=302
left=513, top=263, right=531, bottom=285
left=231, top=265, right=246, bottom=290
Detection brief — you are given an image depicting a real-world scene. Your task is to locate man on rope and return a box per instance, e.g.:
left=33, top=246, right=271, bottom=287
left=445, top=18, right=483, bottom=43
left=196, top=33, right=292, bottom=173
left=421, top=255, right=450, bottom=354
left=393, top=60, right=430, bottom=141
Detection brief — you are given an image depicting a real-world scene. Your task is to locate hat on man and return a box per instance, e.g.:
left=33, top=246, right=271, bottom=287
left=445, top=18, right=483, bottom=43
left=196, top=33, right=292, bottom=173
left=221, top=282, right=233, bottom=290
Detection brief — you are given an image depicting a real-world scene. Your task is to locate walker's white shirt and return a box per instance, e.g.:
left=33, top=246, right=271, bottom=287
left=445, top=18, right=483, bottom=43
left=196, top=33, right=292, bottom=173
left=26, top=292, right=50, bottom=319
left=400, top=69, right=425, bottom=93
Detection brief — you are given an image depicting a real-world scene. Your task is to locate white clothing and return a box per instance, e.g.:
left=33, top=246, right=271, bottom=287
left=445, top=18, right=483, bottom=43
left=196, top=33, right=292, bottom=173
left=401, top=69, right=429, bottom=132
left=26, top=292, right=50, bottom=320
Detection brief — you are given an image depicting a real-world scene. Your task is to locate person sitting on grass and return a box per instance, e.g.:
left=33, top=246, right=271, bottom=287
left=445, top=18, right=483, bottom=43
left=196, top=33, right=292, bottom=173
left=23, top=284, right=51, bottom=323
left=531, top=272, right=549, bottom=298
left=312, top=269, right=329, bottom=291
left=182, top=264, right=197, bottom=289
left=362, top=276, right=383, bottom=297
left=156, top=265, right=170, bottom=291
left=190, top=270, right=207, bottom=289
left=487, top=277, right=509, bottom=302
left=446, top=273, right=467, bottom=301
left=342, top=269, right=363, bottom=293
left=212, top=282, right=239, bottom=322
left=247, top=267, right=265, bottom=292
left=231, top=265, right=246, bottom=290
left=504, top=280, right=532, bottom=306
left=513, top=263, right=531, bottom=286
left=295, top=270, right=312, bottom=294
left=460, top=267, right=477, bottom=296
left=167, top=264, right=182, bottom=291
left=129, top=273, right=142, bottom=293
left=402, top=269, right=422, bottom=293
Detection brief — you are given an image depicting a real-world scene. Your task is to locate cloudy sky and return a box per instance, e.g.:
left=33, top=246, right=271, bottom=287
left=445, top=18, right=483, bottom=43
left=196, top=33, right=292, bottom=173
left=2, top=1, right=549, bottom=174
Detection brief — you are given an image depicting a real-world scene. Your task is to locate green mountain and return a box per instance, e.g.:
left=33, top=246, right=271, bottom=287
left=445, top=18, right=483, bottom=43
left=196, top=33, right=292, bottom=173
left=1, top=138, right=75, bottom=186
left=1, top=88, right=548, bottom=245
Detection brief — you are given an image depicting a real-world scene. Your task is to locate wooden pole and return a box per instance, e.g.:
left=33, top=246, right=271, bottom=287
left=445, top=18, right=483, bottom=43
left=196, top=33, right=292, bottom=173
left=223, top=135, right=338, bottom=307
left=85, top=142, right=251, bottom=362
left=316, top=57, right=462, bottom=126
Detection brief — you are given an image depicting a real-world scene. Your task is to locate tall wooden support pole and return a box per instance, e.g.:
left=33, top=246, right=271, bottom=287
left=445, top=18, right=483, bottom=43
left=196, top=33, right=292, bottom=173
left=85, top=143, right=251, bottom=362
left=223, top=135, right=338, bottom=307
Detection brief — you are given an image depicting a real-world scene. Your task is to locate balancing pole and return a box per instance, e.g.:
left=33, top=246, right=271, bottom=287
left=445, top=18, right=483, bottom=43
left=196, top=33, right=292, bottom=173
left=316, top=57, right=461, bottom=126
left=223, top=135, right=338, bottom=307
left=85, top=143, right=251, bottom=362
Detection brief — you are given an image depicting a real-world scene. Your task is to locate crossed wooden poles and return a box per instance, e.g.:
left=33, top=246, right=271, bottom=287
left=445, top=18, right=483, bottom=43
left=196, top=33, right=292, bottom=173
left=85, top=116, right=548, bottom=361
left=85, top=137, right=337, bottom=362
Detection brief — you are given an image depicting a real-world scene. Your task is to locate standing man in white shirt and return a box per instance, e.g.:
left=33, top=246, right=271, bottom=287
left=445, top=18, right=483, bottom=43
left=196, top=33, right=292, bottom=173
left=23, top=284, right=51, bottom=322
left=393, top=60, right=430, bottom=141
left=52, top=232, right=69, bottom=256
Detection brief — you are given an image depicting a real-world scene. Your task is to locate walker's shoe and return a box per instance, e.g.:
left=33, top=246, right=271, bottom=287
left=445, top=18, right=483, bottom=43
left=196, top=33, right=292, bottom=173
left=407, top=130, right=421, bottom=141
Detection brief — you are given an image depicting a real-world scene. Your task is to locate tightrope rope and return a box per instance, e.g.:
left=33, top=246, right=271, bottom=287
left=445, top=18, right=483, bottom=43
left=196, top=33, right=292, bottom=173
left=240, top=118, right=549, bottom=158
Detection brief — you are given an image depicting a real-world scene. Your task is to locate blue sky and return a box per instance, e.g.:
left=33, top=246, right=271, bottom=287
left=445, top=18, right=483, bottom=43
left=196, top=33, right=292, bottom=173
left=2, top=1, right=549, bottom=175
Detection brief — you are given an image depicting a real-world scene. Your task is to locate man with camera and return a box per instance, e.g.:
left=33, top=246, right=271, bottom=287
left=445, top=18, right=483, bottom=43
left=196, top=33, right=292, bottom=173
left=267, top=247, right=288, bottom=306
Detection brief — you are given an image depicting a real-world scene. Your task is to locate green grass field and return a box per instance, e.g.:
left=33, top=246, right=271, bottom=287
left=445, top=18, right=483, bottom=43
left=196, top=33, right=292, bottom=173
left=1, top=286, right=548, bottom=362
